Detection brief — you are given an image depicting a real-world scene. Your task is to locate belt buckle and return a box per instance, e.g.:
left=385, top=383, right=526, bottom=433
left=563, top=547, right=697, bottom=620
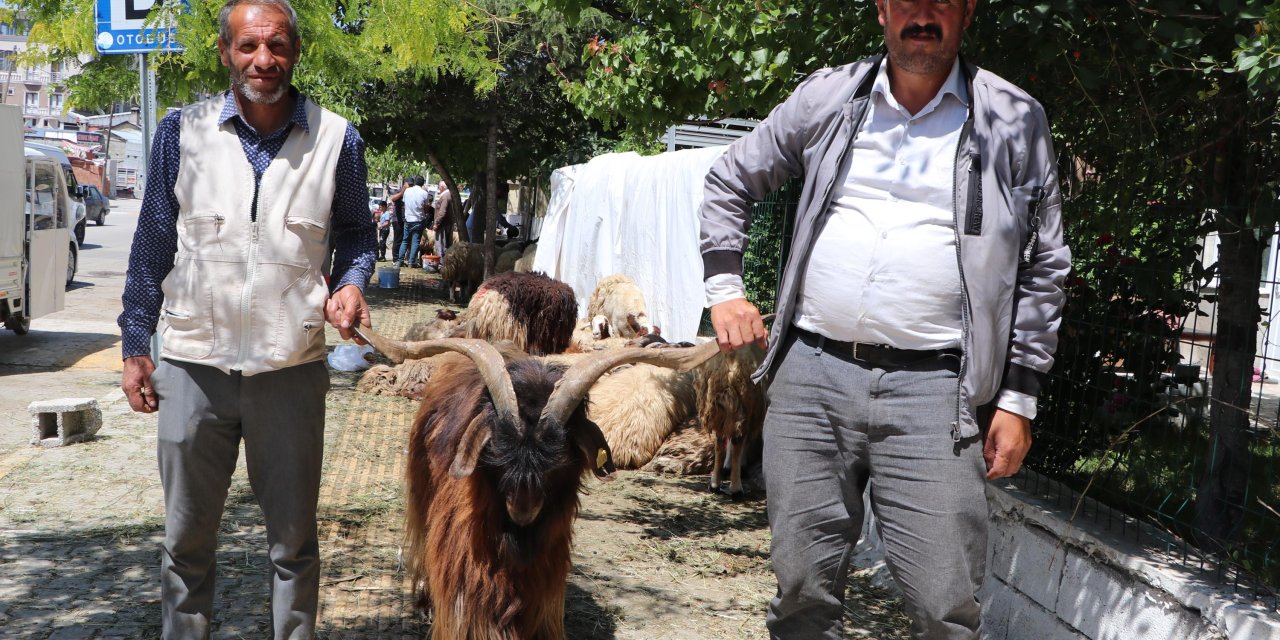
left=850, top=342, right=872, bottom=362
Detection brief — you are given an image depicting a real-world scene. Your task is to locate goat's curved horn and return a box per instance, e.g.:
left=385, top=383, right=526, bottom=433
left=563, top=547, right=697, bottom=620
left=355, top=326, right=520, bottom=431
left=538, top=339, right=722, bottom=432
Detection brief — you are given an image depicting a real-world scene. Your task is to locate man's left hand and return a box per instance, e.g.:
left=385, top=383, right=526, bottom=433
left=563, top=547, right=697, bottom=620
left=325, top=285, right=371, bottom=344
left=983, top=408, right=1032, bottom=480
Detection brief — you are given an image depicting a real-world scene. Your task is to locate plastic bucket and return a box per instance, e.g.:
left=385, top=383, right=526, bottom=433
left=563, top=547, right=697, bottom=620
left=423, top=255, right=441, bottom=271
left=377, top=266, right=400, bottom=289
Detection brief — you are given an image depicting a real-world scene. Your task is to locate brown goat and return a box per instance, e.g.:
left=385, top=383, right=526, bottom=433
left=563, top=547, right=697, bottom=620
left=357, top=327, right=722, bottom=640
left=695, top=343, right=767, bottom=500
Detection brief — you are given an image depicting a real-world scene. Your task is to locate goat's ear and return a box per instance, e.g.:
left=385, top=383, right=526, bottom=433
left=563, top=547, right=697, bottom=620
left=450, top=414, right=492, bottom=478
left=570, top=409, right=617, bottom=480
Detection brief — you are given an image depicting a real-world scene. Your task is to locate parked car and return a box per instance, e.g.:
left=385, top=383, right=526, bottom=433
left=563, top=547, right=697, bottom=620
left=78, top=185, right=110, bottom=225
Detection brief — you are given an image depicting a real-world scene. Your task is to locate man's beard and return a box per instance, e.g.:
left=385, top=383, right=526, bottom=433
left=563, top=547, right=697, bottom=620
left=230, top=65, right=291, bottom=105
left=886, top=24, right=958, bottom=76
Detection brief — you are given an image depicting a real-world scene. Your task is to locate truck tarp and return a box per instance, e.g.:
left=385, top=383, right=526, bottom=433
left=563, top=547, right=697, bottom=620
left=532, top=146, right=727, bottom=343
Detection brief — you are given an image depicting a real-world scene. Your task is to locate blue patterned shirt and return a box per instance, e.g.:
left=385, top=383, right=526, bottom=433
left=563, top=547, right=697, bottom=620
left=118, top=90, right=375, bottom=359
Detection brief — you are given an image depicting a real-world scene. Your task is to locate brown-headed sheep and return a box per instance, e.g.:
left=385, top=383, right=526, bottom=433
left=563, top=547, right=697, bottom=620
left=464, top=271, right=577, bottom=356
left=403, top=308, right=463, bottom=341
left=356, top=327, right=722, bottom=640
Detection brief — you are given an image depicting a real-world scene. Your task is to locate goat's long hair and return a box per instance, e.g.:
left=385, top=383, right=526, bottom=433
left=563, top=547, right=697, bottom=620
left=405, top=354, right=591, bottom=640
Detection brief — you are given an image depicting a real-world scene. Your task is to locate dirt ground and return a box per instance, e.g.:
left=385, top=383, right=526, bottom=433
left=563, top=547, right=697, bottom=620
left=0, top=268, right=911, bottom=639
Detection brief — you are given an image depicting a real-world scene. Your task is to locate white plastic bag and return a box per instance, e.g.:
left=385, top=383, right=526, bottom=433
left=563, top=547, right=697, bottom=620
left=327, top=344, right=375, bottom=371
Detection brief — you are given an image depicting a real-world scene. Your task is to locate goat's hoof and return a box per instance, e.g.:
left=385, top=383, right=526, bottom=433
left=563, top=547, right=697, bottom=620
left=727, top=489, right=746, bottom=502
left=706, top=480, right=721, bottom=494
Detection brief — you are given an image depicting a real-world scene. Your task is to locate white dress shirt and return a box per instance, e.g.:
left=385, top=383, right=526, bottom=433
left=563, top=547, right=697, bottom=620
left=705, top=59, right=1037, bottom=419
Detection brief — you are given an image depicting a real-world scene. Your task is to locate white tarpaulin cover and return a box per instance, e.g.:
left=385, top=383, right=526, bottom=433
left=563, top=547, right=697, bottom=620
left=532, top=146, right=727, bottom=342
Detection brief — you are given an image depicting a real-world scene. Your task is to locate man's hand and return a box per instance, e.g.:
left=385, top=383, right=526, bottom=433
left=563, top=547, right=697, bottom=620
left=709, top=298, right=767, bottom=354
left=325, top=285, right=371, bottom=344
left=122, top=356, right=158, bottom=413
left=984, top=408, right=1032, bottom=480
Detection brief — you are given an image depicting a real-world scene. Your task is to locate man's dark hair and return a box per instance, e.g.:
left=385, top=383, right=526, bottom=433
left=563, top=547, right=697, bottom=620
left=218, top=0, right=299, bottom=45
left=412, top=175, right=425, bottom=187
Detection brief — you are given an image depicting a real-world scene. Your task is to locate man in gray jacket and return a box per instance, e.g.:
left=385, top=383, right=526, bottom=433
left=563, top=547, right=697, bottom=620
left=700, top=1, right=1069, bottom=638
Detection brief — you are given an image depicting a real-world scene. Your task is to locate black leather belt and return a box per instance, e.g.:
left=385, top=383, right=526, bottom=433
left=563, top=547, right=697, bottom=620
left=793, top=328, right=961, bottom=372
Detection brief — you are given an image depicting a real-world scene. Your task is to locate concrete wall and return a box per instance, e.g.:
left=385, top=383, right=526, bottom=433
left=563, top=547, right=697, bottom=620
left=982, top=476, right=1280, bottom=639
left=851, top=473, right=1280, bottom=639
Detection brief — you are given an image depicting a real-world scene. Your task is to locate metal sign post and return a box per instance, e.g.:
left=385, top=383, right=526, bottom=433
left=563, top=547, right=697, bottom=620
left=136, top=52, right=156, bottom=195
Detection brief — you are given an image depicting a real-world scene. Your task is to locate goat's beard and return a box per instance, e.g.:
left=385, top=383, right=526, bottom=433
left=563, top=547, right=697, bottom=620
left=229, top=65, right=291, bottom=105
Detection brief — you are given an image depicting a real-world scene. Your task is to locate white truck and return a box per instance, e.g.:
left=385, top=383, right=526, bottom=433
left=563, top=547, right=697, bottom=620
left=1, top=105, right=78, bottom=334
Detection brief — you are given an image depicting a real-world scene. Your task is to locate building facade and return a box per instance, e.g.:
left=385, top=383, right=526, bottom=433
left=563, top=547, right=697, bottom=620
left=1, top=14, right=83, bottom=130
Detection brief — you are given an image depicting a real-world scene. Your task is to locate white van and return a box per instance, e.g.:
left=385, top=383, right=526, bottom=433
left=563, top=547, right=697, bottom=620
left=0, top=105, right=78, bottom=334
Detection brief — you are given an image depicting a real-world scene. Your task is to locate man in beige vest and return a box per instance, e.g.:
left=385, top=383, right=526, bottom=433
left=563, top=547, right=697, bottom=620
left=116, top=0, right=375, bottom=636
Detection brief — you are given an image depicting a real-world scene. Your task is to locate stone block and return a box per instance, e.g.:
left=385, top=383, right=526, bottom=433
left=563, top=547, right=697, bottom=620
left=984, top=577, right=1087, bottom=640
left=28, top=398, right=102, bottom=448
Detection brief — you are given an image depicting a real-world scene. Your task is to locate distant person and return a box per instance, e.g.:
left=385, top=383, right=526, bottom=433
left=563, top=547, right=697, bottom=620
left=375, top=201, right=392, bottom=261
left=116, top=0, right=375, bottom=636
left=396, top=175, right=430, bottom=268
left=432, top=180, right=454, bottom=256
left=387, top=178, right=409, bottom=263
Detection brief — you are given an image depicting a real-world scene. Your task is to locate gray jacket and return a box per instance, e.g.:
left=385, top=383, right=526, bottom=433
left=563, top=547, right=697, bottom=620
left=699, top=54, right=1071, bottom=437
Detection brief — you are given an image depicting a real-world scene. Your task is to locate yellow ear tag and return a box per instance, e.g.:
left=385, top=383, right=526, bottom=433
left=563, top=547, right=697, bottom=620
left=596, top=448, right=608, bottom=468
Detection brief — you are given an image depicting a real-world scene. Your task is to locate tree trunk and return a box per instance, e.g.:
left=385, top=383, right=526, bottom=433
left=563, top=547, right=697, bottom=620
left=1193, top=115, right=1257, bottom=548
left=483, top=109, right=499, bottom=281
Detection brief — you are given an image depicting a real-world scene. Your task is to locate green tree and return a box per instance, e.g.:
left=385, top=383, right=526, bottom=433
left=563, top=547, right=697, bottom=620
left=7, top=0, right=498, bottom=119
left=357, top=0, right=618, bottom=277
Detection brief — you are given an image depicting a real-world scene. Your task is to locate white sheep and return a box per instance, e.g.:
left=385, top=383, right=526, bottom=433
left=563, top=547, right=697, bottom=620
left=513, top=242, right=537, bottom=273
left=541, top=347, right=698, bottom=469
left=586, top=274, right=658, bottom=340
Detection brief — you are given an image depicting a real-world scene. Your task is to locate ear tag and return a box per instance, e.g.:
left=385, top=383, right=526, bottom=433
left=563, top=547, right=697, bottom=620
left=596, top=448, right=608, bottom=468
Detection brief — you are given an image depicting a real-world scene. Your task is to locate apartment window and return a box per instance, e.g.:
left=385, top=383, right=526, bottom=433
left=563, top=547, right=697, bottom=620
left=49, top=93, right=63, bottom=110
left=49, top=62, right=61, bottom=83
left=24, top=92, right=38, bottom=109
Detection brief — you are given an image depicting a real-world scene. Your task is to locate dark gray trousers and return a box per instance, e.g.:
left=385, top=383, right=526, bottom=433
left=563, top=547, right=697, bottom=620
left=763, top=332, right=988, bottom=640
left=152, top=359, right=330, bottom=640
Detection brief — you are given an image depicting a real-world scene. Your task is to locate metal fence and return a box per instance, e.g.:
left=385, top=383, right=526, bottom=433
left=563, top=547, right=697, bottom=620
left=1026, top=221, right=1280, bottom=608
left=698, top=179, right=800, bottom=334
left=734, top=193, right=1280, bottom=606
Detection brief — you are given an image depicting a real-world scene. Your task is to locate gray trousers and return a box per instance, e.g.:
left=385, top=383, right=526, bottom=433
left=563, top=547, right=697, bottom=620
left=763, top=332, right=988, bottom=640
left=152, top=359, right=330, bottom=640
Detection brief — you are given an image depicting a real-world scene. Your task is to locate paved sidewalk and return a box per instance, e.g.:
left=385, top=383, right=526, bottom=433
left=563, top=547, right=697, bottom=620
left=0, top=268, right=910, bottom=639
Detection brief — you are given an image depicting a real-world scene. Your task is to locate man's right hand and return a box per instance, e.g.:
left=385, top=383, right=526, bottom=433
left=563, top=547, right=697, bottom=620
left=710, top=298, right=767, bottom=353
left=122, top=356, right=158, bottom=413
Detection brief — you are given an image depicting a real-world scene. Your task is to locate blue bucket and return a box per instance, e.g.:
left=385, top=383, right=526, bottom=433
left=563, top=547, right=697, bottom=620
left=377, top=266, right=400, bottom=289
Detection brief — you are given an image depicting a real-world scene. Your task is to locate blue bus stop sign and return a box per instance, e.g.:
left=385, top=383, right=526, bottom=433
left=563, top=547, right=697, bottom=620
left=95, top=0, right=186, bottom=54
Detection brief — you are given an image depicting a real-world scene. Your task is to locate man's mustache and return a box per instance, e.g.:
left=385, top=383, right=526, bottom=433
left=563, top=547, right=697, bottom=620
left=901, top=24, right=943, bottom=40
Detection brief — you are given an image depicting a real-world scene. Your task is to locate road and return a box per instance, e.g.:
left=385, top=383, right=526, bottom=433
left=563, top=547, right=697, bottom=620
left=0, top=196, right=140, bottom=454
